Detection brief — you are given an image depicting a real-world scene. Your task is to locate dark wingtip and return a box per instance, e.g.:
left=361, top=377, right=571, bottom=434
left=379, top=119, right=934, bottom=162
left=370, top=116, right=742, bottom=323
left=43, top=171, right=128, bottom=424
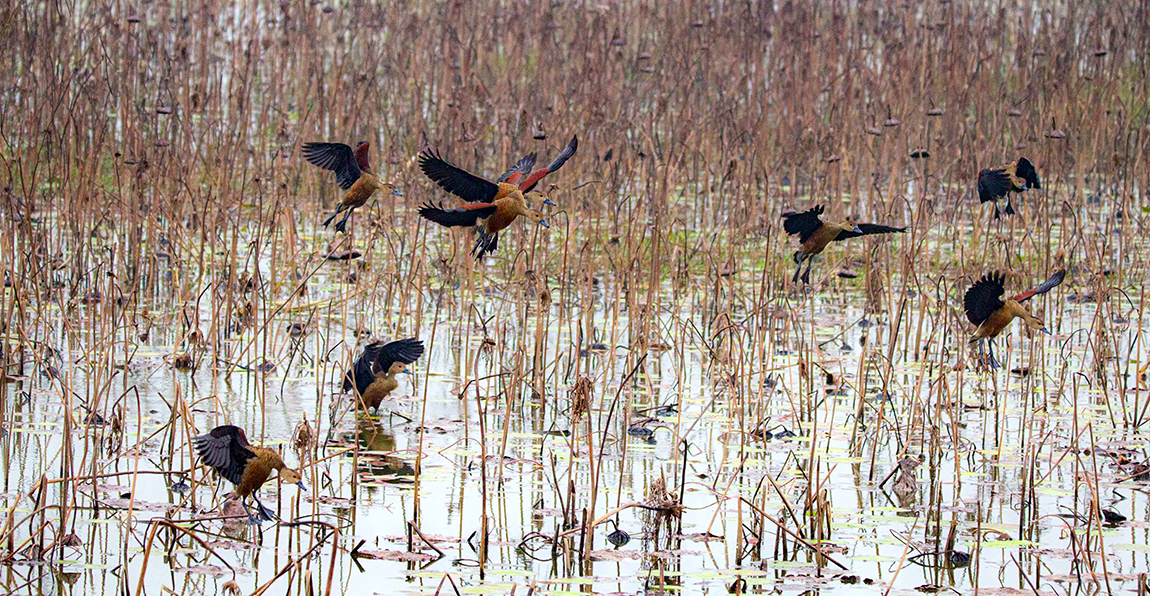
left=546, top=135, right=579, bottom=169
left=417, top=148, right=439, bottom=165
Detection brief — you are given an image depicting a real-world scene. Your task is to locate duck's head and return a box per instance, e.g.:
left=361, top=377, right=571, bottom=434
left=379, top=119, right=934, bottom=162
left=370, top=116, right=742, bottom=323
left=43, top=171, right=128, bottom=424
left=386, top=361, right=411, bottom=377
left=523, top=208, right=550, bottom=229
left=527, top=191, right=557, bottom=207
left=1010, top=301, right=1051, bottom=335
left=279, top=468, right=307, bottom=491
left=381, top=183, right=403, bottom=197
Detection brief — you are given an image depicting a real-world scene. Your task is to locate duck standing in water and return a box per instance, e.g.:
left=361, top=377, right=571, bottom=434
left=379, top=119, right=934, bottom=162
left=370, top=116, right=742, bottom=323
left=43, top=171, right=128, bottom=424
left=963, top=269, right=1065, bottom=369
left=192, top=425, right=306, bottom=524
left=343, top=338, right=425, bottom=413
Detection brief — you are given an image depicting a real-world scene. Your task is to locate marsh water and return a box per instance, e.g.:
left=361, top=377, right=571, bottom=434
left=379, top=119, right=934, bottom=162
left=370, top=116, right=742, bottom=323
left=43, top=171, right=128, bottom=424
left=5, top=0, right=1150, bottom=594
left=3, top=226, right=1148, bottom=595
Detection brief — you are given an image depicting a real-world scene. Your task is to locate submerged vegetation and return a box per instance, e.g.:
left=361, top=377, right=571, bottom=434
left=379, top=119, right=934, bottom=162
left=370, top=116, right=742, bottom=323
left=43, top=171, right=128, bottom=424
left=2, top=1, right=1150, bottom=594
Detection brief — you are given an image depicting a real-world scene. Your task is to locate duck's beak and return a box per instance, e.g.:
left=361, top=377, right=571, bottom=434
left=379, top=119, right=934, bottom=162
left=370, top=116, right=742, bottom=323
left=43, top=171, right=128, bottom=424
left=539, top=219, right=550, bottom=229
left=852, top=225, right=863, bottom=234
left=1040, top=327, right=1051, bottom=335
left=391, top=188, right=403, bottom=196
left=400, top=368, right=414, bottom=375
left=296, top=481, right=308, bottom=492
left=542, top=197, right=557, bottom=207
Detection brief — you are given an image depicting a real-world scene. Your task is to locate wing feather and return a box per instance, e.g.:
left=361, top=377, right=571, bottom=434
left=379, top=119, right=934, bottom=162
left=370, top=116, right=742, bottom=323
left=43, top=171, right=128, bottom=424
left=302, top=142, right=363, bottom=190
left=964, top=272, right=1007, bottom=326
left=519, top=135, right=578, bottom=192
left=1012, top=269, right=1065, bottom=303
left=375, top=338, right=425, bottom=374
left=977, top=168, right=1011, bottom=203
left=419, top=149, right=500, bottom=203
left=192, top=425, right=257, bottom=486
left=781, top=205, right=825, bottom=244
left=834, top=223, right=907, bottom=241
left=1014, top=157, right=1041, bottom=190
left=419, top=202, right=498, bottom=228
left=343, top=341, right=385, bottom=394
left=499, top=153, right=537, bottom=184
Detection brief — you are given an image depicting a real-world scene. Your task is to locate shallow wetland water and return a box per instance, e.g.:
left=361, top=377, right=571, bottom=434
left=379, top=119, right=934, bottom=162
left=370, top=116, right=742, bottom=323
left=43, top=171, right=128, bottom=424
left=3, top=1, right=1150, bottom=595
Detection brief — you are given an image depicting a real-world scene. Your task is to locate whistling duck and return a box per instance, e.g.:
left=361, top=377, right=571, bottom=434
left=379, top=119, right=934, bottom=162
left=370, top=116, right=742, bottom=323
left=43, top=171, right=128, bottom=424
left=301, top=140, right=402, bottom=233
left=342, top=338, right=424, bottom=412
left=977, top=157, right=1041, bottom=218
left=192, top=425, right=306, bottom=524
left=418, top=149, right=556, bottom=259
left=963, top=269, right=1065, bottom=369
left=781, top=205, right=906, bottom=284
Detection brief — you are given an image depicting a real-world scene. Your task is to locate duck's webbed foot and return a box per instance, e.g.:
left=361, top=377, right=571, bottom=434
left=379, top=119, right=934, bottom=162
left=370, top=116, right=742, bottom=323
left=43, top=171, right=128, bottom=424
left=987, top=340, right=1001, bottom=370
left=333, top=210, right=353, bottom=233
left=975, top=339, right=996, bottom=370
left=240, top=501, right=264, bottom=525
left=251, top=496, right=277, bottom=522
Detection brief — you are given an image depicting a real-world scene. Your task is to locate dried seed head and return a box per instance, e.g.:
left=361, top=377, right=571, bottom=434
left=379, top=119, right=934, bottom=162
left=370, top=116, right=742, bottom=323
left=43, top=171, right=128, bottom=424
left=294, top=417, right=315, bottom=457
left=643, top=477, right=683, bottom=540
left=569, top=377, right=593, bottom=420
left=171, top=352, right=194, bottom=371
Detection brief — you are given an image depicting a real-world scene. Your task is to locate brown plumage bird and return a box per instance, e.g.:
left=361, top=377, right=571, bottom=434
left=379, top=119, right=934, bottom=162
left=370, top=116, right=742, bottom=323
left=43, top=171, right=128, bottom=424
left=418, top=149, right=553, bottom=258
left=977, top=157, right=1041, bottom=218
left=302, top=141, right=402, bottom=233
left=963, top=269, right=1065, bottom=369
left=192, top=425, right=306, bottom=524
left=781, top=205, right=906, bottom=284
left=342, top=338, right=424, bottom=413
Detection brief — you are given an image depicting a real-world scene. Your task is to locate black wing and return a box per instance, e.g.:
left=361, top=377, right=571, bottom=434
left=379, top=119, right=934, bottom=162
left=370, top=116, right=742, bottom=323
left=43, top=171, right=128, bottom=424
left=498, top=153, right=537, bottom=183
left=1014, top=157, right=1041, bottom=190
left=343, top=341, right=385, bottom=394
left=1012, top=269, right=1066, bottom=303
left=977, top=168, right=1010, bottom=203
left=781, top=205, right=825, bottom=244
left=419, top=202, right=497, bottom=228
left=301, top=142, right=363, bottom=191
left=419, top=149, right=501, bottom=203
left=834, top=223, right=907, bottom=241
left=192, top=425, right=257, bottom=486
left=375, top=338, right=425, bottom=374
left=964, top=272, right=1006, bottom=326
